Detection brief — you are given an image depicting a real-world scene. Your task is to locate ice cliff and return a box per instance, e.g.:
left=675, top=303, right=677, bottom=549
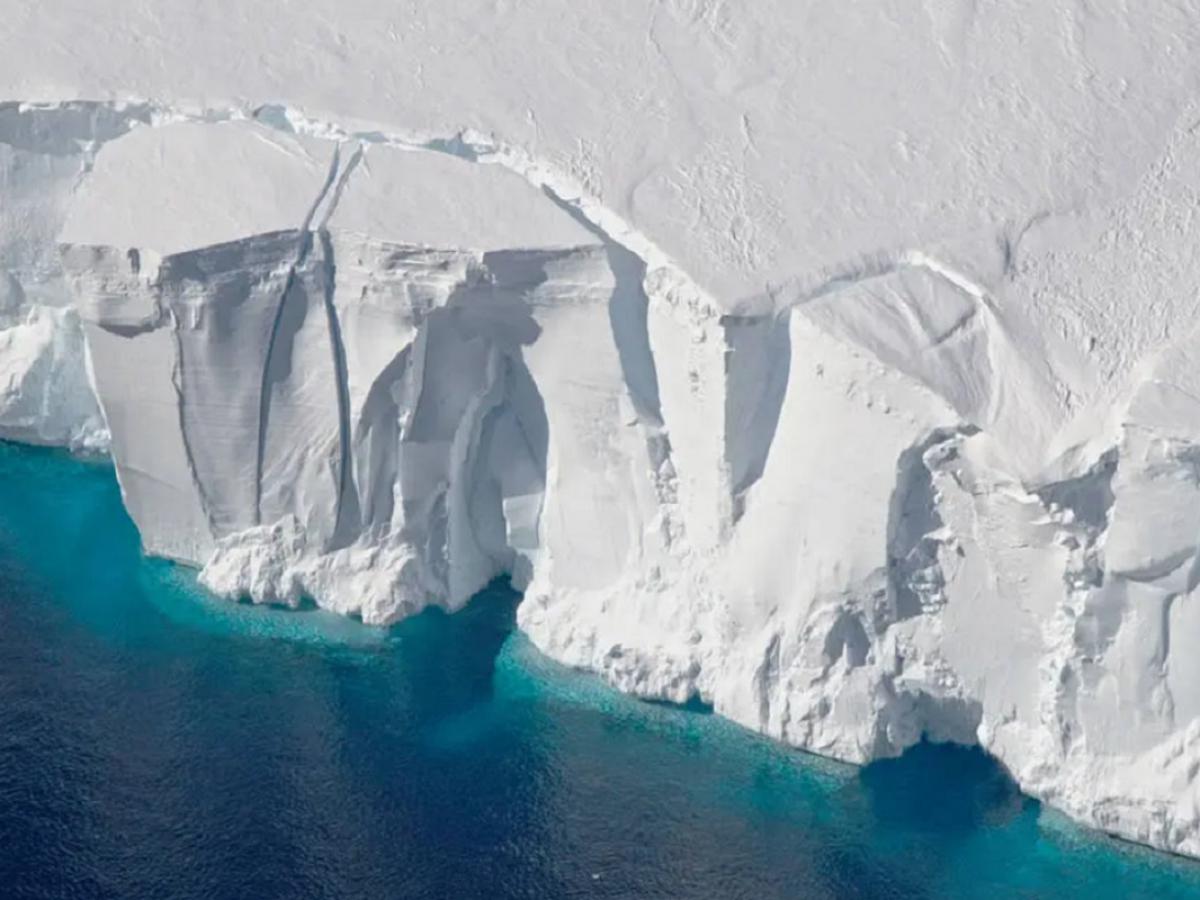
left=5, top=0, right=1200, bottom=859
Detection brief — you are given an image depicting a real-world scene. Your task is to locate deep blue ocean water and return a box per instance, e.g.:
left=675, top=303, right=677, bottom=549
left=0, top=443, right=1199, bottom=899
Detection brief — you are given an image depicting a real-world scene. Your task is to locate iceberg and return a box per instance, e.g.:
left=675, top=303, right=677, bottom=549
left=4, top=0, right=1200, bottom=859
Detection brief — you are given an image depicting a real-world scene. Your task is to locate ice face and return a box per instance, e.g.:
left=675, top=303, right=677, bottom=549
left=40, top=109, right=1200, bottom=860
left=59, top=121, right=650, bottom=620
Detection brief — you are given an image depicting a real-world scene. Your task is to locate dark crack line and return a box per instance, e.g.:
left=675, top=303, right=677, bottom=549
left=318, top=226, right=359, bottom=551
left=170, top=315, right=220, bottom=540
left=255, top=144, right=345, bottom=523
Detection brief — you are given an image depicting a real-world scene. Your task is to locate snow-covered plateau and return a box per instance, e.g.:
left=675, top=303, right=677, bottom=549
left=5, top=0, right=1200, bottom=858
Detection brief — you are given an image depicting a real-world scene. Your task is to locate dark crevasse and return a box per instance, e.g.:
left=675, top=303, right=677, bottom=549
left=0, top=441, right=1198, bottom=900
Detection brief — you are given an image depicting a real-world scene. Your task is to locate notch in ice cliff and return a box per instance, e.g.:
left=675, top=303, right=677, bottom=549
left=6, top=97, right=1200, bottom=863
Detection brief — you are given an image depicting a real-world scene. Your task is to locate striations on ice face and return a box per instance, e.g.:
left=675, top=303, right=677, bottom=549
left=6, top=0, right=1200, bottom=861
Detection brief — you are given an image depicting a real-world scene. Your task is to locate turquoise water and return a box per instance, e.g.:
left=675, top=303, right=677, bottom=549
left=0, top=442, right=1198, bottom=899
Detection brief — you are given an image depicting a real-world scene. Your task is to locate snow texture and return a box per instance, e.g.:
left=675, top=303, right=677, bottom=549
left=5, top=0, right=1200, bottom=858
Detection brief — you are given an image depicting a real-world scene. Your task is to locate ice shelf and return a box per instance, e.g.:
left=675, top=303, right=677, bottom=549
left=4, top=0, right=1200, bottom=857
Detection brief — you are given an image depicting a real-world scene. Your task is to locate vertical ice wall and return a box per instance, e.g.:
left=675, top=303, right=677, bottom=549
left=58, top=120, right=707, bottom=627
left=25, top=102, right=1200, bottom=860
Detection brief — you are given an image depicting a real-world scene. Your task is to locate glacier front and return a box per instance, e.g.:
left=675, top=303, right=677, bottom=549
left=5, top=0, right=1200, bottom=860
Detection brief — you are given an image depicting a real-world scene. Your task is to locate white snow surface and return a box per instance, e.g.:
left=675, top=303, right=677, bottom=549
left=4, top=0, right=1200, bottom=857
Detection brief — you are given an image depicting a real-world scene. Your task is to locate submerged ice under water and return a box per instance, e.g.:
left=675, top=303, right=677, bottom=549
left=0, top=442, right=1197, bottom=900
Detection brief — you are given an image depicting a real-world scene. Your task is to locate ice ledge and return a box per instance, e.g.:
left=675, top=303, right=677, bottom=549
left=5, top=97, right=1200, bottom=861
